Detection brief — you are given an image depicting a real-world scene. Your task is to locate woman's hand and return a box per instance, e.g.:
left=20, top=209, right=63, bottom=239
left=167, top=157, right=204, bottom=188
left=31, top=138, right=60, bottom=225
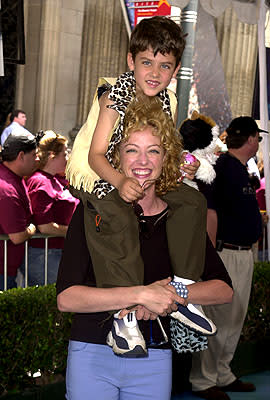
left=118, top=278, right=185, bottom=319
left=118, top=176, right=144, bottom=202
left=119, top=305, right=158, bottom=321
left=138, top=277, right=183, bottom=316
left=136, top=305, right=158, bottom=320
left=38, top=222, right=68, bottom=237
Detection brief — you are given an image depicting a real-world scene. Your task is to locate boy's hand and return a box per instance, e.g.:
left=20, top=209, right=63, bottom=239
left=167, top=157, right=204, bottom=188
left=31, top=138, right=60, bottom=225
left=180, top=153, right=200, bottom=181
left=118, top=177, right=144, bottom=202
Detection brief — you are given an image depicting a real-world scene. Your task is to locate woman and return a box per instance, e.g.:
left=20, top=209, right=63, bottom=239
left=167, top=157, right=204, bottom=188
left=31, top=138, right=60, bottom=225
left=25, top=131, right=78, bottom=286
left=56, top=97, right=233, bottom=400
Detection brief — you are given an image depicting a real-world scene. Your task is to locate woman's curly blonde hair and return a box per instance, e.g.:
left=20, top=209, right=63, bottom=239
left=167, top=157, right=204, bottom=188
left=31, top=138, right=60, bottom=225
left=37, top=130, right=67, bottom=170
left=113, top=95, right=182, bottom=196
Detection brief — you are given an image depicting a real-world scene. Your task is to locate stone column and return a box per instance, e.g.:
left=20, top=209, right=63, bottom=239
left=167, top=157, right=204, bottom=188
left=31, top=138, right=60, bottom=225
left=176, top=0, right=198, bottom=127
left=34, top=0, right=62, bottom=131
left=216, top=6, right=258, bottom=117
left=69, top=0, right=129, bottom=143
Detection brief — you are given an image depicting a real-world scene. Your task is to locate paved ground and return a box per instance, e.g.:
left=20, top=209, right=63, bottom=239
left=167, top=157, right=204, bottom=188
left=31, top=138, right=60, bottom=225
left=172, top=370, right=270, bottom=400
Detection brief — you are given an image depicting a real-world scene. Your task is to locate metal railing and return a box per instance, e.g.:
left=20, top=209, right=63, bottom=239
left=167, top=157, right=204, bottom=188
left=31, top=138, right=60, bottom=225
left=1, top=227, right=269, bottom=291
left=0, top=233, right=60, bottom=291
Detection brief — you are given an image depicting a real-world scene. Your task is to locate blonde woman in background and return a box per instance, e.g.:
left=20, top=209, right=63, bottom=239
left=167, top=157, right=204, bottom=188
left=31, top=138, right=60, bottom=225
left=22, top=131, right=78, bottom=286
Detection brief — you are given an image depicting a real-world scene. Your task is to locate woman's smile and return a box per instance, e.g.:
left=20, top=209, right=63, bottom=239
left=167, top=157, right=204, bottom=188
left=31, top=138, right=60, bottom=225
left=119, top=127, right=165, bottom=186
left=132, top=168, right=152, bottom=179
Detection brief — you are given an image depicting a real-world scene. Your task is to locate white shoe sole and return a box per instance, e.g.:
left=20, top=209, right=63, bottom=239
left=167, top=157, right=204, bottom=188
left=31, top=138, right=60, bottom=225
left=171, top=276, right=217, bottom=336
left=171, top=304, right=217, bottom=336
left=106, top=318, right=147, bottom=357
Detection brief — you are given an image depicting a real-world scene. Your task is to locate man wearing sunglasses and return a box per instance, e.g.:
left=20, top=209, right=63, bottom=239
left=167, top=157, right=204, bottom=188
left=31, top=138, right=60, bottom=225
left=191, top=116, right=265, bottom=400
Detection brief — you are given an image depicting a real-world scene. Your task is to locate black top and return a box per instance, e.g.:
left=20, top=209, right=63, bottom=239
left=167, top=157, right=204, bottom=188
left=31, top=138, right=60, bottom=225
left=213, top=153, right=262, bottom=246
left=56, top=202, right=232, bottom=346
left=195, top=179, right=215, bottom=210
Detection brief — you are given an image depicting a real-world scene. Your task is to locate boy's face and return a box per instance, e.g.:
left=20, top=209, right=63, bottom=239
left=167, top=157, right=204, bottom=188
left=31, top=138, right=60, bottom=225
left=127, top=48, right=180, bottom=96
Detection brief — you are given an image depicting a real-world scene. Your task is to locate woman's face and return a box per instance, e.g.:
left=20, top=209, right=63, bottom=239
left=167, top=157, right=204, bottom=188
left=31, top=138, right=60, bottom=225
left=51, top=144, right=68, bottom=174
left=119, top=126, right=166, bottom=186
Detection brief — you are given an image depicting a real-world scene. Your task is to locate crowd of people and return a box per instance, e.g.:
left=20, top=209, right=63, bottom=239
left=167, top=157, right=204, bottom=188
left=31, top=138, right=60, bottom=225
left=0, top=14, right=267, bottom=400
left=0, top=129, right=78, bottom=290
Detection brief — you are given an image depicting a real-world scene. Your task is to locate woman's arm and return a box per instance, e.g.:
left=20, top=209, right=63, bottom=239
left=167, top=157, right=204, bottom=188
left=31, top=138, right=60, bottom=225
left=186, top=279, right=233, bottom=306
left=28, top=189, right=69, bottom=237
left=38, top=222, right=67, bottom=237
left=119, top=279, right=233, bottom=320
left=187, top=234, right=233, bottom=305
left=57, top=277, right=184, bottom=316
left=9, top=223, right=36, bottom=245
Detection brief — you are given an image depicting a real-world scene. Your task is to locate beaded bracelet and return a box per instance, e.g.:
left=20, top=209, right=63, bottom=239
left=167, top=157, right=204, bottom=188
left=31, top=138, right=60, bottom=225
left=170, top=281, right=189, bottom=299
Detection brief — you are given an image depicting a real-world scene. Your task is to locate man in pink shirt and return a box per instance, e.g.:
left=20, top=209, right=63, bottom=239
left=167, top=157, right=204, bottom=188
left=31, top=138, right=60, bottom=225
left=0, top=134, right=38, bottom=289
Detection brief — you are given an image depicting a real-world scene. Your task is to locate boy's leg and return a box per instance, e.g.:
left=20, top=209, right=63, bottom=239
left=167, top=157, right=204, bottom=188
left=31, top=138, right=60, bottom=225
left=80, top=189, right=144, bottom=288
left=163, top=185, right=216, bottom=336
left=163, top=184, right=206, bottom=282
left=170, top=277, right=217, bottom=336
left=77, top=188, right=146, bottom=357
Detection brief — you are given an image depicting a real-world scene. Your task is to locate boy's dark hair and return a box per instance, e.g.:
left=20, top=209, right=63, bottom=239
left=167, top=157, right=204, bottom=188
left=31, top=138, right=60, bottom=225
left=10, top=109, right=26, bottom=122
left=129, top=16, right=186, bottom=67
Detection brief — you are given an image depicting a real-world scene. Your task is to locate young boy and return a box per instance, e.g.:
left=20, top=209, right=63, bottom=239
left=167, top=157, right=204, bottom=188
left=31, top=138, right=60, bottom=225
left=66, top=17, right=215, bottom=357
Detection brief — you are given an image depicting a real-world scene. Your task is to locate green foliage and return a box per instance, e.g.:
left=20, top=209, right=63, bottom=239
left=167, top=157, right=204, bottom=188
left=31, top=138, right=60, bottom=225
left=241, top=262, right=270, bottom=342
left=0, top=285, right=72, bottom=395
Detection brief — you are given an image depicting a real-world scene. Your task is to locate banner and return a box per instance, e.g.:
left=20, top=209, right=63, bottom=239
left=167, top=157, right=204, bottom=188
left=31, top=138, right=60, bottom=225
left=124, top=1, right=172, bottom=30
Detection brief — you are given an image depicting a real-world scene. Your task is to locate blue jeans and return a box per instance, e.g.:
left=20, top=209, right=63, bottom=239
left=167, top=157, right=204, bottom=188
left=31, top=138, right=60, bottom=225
left=0, top=275, right=17, bottom=291
left=66, top=341, right=172, bottom=400
left=20, top=247, right=62, bottom=286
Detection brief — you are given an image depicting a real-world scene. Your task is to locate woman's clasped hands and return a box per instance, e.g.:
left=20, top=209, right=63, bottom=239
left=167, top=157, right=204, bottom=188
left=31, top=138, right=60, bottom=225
left=119, top=277, right=185, bottom=321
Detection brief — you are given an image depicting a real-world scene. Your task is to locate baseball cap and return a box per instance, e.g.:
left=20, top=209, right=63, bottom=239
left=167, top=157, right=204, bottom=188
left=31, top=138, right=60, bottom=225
left=226, top=116, right=268, bottom=138
left=1, top=133, right=37, bottom=161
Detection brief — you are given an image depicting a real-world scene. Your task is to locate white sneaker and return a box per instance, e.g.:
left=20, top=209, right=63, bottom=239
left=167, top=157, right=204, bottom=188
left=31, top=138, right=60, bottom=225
left=106, top=311, right=147, bottom=357
left=170, top=276, right=217, bottom=336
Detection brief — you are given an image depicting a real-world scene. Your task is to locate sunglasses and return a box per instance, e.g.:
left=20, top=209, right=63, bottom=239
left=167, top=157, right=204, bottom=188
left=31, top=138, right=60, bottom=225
left=132, top=179, right=169, bottom=239
left=132, top=179, right=156, bottom=235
